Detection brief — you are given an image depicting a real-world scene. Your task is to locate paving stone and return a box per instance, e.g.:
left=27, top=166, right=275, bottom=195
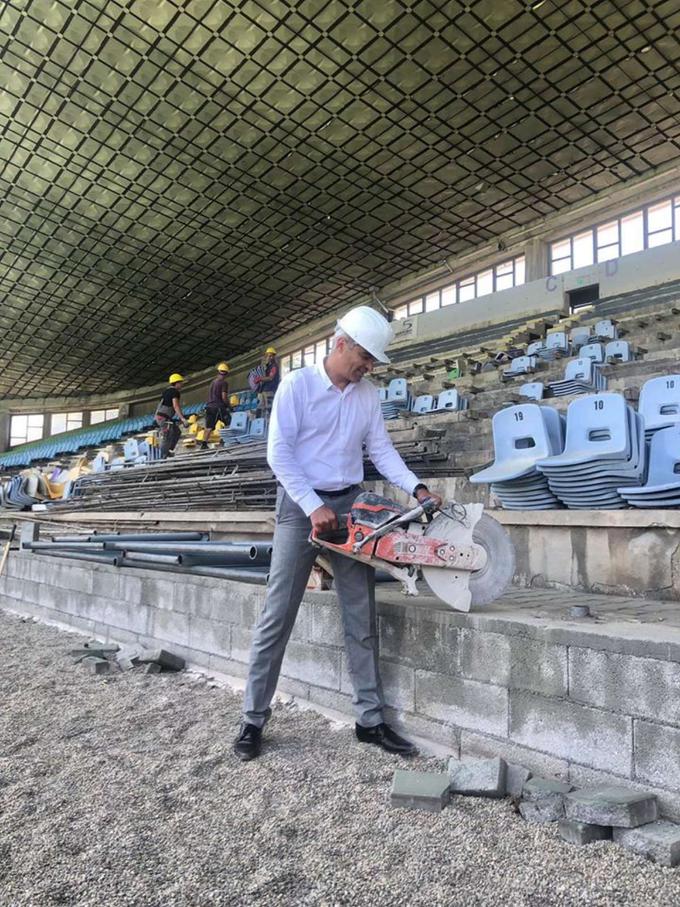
left=519, top=798, right=564, bottom=824
left=81, top=656, right=111, bottom=676
left=506, top=763, right=532, bottom=798
left=144, top=663, right=162, bottom=675
left=390, top=770, right=450, bottom=813
left=558, top=819, right=612, bottom=846
left=565, top=787, right=658, bottom=828
left=117, top=656, right=136, bottom=671
left=87, top=641, right=119, bottom=654
left=71, top=648, right=107, bottom=660
left=448, top=757, right=506, bottom=798
left=137, top=648, right=185, bottom=671
left=522, top=776, right=573, bottom=803
left=613, top=820, right=680, bottom=867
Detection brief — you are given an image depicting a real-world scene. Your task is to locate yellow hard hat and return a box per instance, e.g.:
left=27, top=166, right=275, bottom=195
left=229, top=394, right=239, bottom=406
left=265, top=346, right=276, bottom=354
left=217, top=361, right=230, bottom=373
left=188, top=413, right=198, bottom=424
left=169, top=372, right=184, bottom=383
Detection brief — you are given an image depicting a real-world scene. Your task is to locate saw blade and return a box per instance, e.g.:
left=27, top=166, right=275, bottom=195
left=422, top=508, right=515, bottom=607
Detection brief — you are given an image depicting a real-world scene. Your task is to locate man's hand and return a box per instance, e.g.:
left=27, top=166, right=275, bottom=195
left=310, top=505, right=338, bottom=534
left=415, top=487, right=443, bottom=510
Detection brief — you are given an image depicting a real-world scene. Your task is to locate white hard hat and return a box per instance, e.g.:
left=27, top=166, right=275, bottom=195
left=336, top=305, right=393, bottom=363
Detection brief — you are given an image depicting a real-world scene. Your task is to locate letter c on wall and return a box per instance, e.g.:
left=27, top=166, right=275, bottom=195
left=546, top=276, right=557, bottom=292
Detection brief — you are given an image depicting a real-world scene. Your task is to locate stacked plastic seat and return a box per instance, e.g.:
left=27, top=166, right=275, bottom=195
left=527, top=332, right=569, bottom=361
left=236, top=417, right=267, bottom=444
left=638, top=374, right=680, bottom=441
left=619, top=425, right=680, bottom=508
left=502, top=355, right=537, bottom=379
left=381, top=378, right=410, bottom=420
left=605, top=340, right=632, bottom=363
left=569, top=326, right=591, bottom=351
left=434, top=389, right=467, bottom=412
left=470, top=404, right=565, bottom=510
left=411, top=394, right=435, bottom=414
left=547, top=357, right=608, bottom=397
left=519, top=382, right=544, bottom=401
left=592, top=319, right=618, bottom=341
left=536, top=393, right=646, bottom=509
left=219, top=412, right=249, bottom=445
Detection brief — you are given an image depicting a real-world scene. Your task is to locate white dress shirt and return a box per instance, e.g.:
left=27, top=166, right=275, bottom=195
left=267, top=361, right=421, bottom=516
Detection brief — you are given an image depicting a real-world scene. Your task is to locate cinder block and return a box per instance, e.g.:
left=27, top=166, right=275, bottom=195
left=187, top=615, right=231, bottom=655
left=416, top=670, right=508, bottom=736
left=380, top=660, right=415, bottom=712
left=144, top=663, right=162, bottom=675
left=82, top=656, right=111, bottom=676
left=613, top=821, right=680, bottom=867
left=459, top=630, right=511, bottom=686
left=137, top=648, right=185, bottom=671
left=390, top=770, right=450, bottom=812
left=230, top=626, right=253, bottom=665
left=380, top=612, right=459, bottom=675
left=634, top=721, right=680, bottom=790
left=558, top=819, right=612, bottom=846
left=448, top=756, right=506, bottom=798
left=309, top=602, right=344, bottom=647
left=523, top=777, right=573, bottom=802
left=149, top=607, right=190, bottom=645
left=565, top=787, right=658, bottom=828
left=519, top=799, right=563, bottom=824
left=20, top=522, right=39, bottom=548
left=569, top=647, right=680, bottom=724
left=510, top=692, right=632, bottom=774
left=281, top=640, right=341, bottom=690
left=506, top=763, right=532, bottom=798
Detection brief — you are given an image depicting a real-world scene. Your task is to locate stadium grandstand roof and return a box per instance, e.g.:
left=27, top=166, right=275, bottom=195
left=1, top=0, right=680, bottom=398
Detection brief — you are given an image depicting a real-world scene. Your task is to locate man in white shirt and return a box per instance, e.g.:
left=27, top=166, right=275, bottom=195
left=234, top=306, right=442, bottom=761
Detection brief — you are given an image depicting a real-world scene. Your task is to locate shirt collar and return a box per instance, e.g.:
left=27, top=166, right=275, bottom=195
left=316, top=358, right=357, bottom=395
left=316, top=359, right=334, bottom=390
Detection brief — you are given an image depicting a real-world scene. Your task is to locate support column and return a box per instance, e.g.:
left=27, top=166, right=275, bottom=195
left=525, top=237, right=549, bottom=282
left=0, top=413, right=10, bottom=453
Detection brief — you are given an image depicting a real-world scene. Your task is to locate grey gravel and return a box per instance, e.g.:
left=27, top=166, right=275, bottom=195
left=2, top=610, right=680, bottom=906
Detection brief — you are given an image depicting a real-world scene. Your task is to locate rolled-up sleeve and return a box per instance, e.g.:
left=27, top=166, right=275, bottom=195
left=363, top=392, right=420, bottom=495
left=266, top=377, right=324, bottom=516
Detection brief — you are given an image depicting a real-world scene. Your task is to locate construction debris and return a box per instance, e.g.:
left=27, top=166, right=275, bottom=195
left=448, top=757, right=506, bottom=798
left=81, top=656, right=111, bottom=676
left=558, top=819, right=613, bottom=846
left=613, top=821, right=680, bottom=867
left=564, top=787, right=659, bottom=828
left=390, top=770, right=450, bottom=813
left=136, top=648, right=185, bottom=671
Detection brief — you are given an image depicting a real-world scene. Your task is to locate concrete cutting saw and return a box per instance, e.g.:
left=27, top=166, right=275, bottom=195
left=311, top=492, right=515, bottom=612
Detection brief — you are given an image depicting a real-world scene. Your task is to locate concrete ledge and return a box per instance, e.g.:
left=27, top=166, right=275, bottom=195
left=5, top=552, right=680, bottom=816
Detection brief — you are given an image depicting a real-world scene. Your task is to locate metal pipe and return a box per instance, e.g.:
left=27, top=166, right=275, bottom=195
left=122, top=551, right=183, bottom=566
left=25, top=541, right=106, bottom=551
left=34, top=550, right=120, bottom=566
left=103, top=542, right=267, bottom=565
left=52, top=531, right=207, bottom=544
left=115, top=559, right=269, bottom=585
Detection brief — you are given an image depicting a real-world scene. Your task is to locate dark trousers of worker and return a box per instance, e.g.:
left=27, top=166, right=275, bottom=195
left=205, top=404, right=230, bottom=431
left=243, top=485, right=384, bottom=729
left=155, top=416, right=181, bottom=458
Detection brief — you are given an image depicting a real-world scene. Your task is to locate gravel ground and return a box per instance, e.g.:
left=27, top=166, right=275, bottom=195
left=1, top=610, right=679, bottom=907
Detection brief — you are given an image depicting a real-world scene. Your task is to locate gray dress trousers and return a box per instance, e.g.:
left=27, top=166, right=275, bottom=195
left=243, top=485, right=384, bottom=729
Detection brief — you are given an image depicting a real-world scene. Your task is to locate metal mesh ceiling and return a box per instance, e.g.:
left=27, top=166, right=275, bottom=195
left=1, top=0, right=680, bottom=399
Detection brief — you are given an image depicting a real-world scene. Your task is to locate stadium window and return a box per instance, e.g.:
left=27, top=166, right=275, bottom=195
left=573, top=230, right=594, bottom=268
left=407, top=297, right=424, bottom=316
left=291, top=350, right=303, bottom=369
left=621, top=211, right=644, bottom=255
left=393, top=303, right=409, bottom=319
left=51, top=412, right=83, bottom=435
left=280, top=355, right=292, bottom=377
left=302, top=344, right=315, bottom=366
left=647, top=199, right=673, bottom=247
left=10, top=414, right=43, bottom=447
left=458, top=276, right=475, bottom=302
left=424, top=291, right=440, bottom=312
left=90, top=408, right=119, bottom=425
left=441, top=285, right=457, bottom=307
left=550, top=193, right=680, bottom=274
left=315, top=340, right=327, bottom=362
left=476, top=268, right=493, bottom=297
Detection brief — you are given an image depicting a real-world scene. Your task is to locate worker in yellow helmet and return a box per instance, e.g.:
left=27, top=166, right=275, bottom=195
left=155, top=373, right=189, bottom=458
left=254, top=346, right=280, bottom=417
left=202, top=362, right=231, bottom=450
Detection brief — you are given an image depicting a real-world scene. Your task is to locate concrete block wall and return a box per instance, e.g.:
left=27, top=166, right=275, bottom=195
left=4, top=552, right=680, bottom=817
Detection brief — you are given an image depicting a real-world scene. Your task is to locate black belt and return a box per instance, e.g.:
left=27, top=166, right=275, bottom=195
left=313, top=484, right=358, bottom=498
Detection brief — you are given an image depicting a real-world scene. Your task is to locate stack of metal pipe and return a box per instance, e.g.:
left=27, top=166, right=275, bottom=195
left=23, top=530, right=272, bottom=585
left=43, top=436, right=452, bottom=514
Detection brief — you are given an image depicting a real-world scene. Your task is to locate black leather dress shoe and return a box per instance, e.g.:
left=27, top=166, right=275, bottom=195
left=355, top=722, right=417, bottom=756
left=233, top=723, right=263, bottom=761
